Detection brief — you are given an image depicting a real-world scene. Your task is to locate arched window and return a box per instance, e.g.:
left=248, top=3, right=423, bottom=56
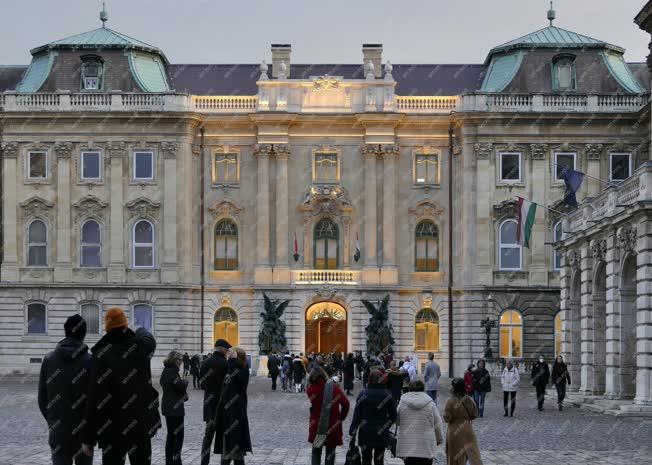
left=214, top=307, right=239, bottom=346
left=499, top=310, right=523, bottom=358
left=26, top=302, right=47, bottom=334
left=553, top=221, right=562, bottom=270
left=415, top=309, right=440, bottom=351
left=554, top=312, right=563, bottom=357
left=81, top=220, right=101, bottom=267
left=415, top=220, right=439, bottom=271
left=27, top=219, right=48, bottom=266
left=552, top=55, right=576, bottom=91
left=314, top=218, right=339, bottom=269
left=498, top=220, right=521, bottom=271
left=133, top=303, right=153, bottom=333
left=214, top=219, right=238, bottom=270
left=132, top=220, right=155, bottom=268
left=81, top=303, right=101, bottom=335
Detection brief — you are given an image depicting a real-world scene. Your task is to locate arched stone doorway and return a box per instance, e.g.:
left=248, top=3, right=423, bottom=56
left=619, top=255, right=637, bottom=398
left=214, top=307, right=239, bottom=347
left=305, top=302, right=347, bottom=354
left=593, top=263, right=607, bottom=394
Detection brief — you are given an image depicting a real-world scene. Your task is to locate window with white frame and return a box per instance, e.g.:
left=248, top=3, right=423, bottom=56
left=498, top=219, right=522, bottom=270
left=27, top=219, right=48, bottom=266
left=132, top=220, right=155, bottom=268
left=213, top=152, right=239, bottom=183
left=609, top=153, right=632, bottom=182
left=133, top=151, right=154, bottom=181
left=313, top=151, right=339, bottom=183
left=28, top=151, right=47, bottom=179
left=499, top=152, right=522, bottom=182
left=415, top=220, right=439, bottom=271
left=553, top=221, right=563, bottom=271
left=133, top=303, right=153, bottom=333
left=81, top=303, right=101, bottom=334
left=81, top=151, right=101, bottom=180
left=81, top=57, right=103, bottom=91
left=27, top=302, right=47, bottom=335
left=414, top=152, right=440, bottom=184
left=554, top=152, right=576, bottom=181
left=499, top=310, right=523, bottom=358
left=80, top=219, right=101, bottom=267
left=214, top=219, right=238, bottom=270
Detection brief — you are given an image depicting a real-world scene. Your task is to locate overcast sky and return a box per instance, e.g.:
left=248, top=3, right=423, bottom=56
left=0, top=0, right=648, bottom=64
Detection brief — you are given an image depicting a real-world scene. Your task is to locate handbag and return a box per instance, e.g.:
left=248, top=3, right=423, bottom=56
left=344, top=434, right=362, bottom=465
left=387, top=424, right=398, bottom=457
left=313, top=380, right=334, bottom=449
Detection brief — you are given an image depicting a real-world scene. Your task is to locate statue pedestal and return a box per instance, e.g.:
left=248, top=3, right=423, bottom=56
left=257, top=355, right=269, bottom=377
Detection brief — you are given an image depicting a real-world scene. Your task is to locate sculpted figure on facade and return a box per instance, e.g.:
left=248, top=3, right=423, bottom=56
left=617, top=226, right=637, bottom=255
left=590, top=239, right=607, bottom=262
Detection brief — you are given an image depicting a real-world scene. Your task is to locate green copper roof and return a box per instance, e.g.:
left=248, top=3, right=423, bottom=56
left=16, top=52, right=55, bottom=92
left=30, top=27, right=168, bottom=63
left=601, top=51, right=645, bottom=93
left=486, top=25, right=623, bottom=63
left=481, top=51, right=524, bottom=92
left=128, top=51, right=170, bottom=92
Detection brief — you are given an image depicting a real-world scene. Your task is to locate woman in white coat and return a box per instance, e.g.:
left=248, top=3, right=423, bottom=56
left=396, top=379, right=444, bottom=465
left=501, top=360, right=520, bottom=417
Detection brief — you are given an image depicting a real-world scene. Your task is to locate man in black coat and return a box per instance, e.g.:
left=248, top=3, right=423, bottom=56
left=82, top=307, right=160, bottom=465
left=182, top=352, right=190, bottom=377
left=38, top=314, right=92, bottom=465
left=199, top=338, right=231, bottom=465
left=531, top=355, right=551, bottom=411
left=267, top=352, right=280, bottom=391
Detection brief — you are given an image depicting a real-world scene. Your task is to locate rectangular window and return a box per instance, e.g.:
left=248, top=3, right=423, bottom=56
left=28, top=151, right=47, bottom=179
left=213, top=153, right=238, bottom=183
left=27, top=303, right=46, bottom=334
left=610, top=153, right=631, bottom=182
left=554, top=152, right=577, bottom=181
left=81, top=303, right=100, bottom=334
left=414, top=153, right=440, bottom=184
left=313, top=151, right=339, bottom=183
left=134, top=151, right=154, bottom=180
left=81, top=151, right=101, bottom=180
left=499, top=152, right=521, bottom=182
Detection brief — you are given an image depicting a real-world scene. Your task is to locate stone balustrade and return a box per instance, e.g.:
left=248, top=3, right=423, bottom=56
left=292, top=269, right=360, bottom=285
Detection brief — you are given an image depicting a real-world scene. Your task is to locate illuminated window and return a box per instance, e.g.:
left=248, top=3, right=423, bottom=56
left=314, top=218, right=339, bottom=269
left=132, top=220, right=155, bottom=268
left=414, top=152, right=439, bottom=184
left=81, top=57, right=103, bottom=91
left=80, top=219, right=101, bottom=267
left=27, top=219, right=48, bottom=266
left=552, top=55, right=576, bottom=91
left=133, top=303, right=153, bottom=333
left=81, top=303, right=101, bottom=334
left=553, top=221, right=562, bottom=271
left=415, top=309, right=439, bottom=351
left=498, top=219, right=521, bottom=271
left=313, top=151, right=339, bottom=183
left=214, top=219, right=238, bottom=270
left=499, top=310, right=523, bottom=358
left=554, top=312, right=563, bottom=357
left=27, top=302, right=47, bottom=335
left=213, top=152, right=238, bottom=183
left=415, top=220, right=439, bottom=271
left=214, top=307, right=239, bottom=346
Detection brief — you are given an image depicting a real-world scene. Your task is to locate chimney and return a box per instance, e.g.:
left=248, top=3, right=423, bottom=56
left=271, top=44, right=291, bottom=78
left=362, top=44, right=383, bottom=78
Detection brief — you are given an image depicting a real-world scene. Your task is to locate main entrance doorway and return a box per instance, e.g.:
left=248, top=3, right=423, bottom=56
left=305, top=302, right=347, bottom=354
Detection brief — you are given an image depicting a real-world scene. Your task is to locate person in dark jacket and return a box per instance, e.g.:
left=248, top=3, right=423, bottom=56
left=472, top=359, right=491, bottom=417
left=349, top=370, right=397, bottom=465
left=551, top=355, right=571, bottom=410
left=267, top=352, right=280, bottom=391
left=160, top=351, right=189, bottom=465
left=199, top=339, right=231, bottom=465
left=182, top=352, right=190, bottom=377
left=343, top=353, right=355, bottom=395
left=293, top=355, right=307, bottom=393
left=213, top=347, right=252, bottom=465
left=354, top=351, right=365, bottom=380
left=190, top=354, right=201, bottom=389
left=386, top=360, right=407, bottom=405
left=82, top=308, right=160, bottom=465
left=38, top=314, right=92, bottom=465
left=531, top=355, right=550, bottom=411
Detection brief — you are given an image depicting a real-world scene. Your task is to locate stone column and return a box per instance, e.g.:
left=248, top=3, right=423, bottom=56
left=362, top=145, right=379, bottom=285
left=1, top=142, right=18, bottom=280
left=254, top=144, right=272, bottom=284
left=380, top=144, right=398, bottom=285
left=604, top=230, right=621, bottom=398
left=273, top=144, right=290, bottom=284
left=579, top=245, right=595, bottom=394
left=474, top=143, right=493, bottom=284
left=529, top=144, right=548, bottom=284
left=54, top=142, right=73, bottom=281
left=161, top=142, right=179, bottom=283
left=636, top=219, right=652, bottom=405
left=107, top=142, right=126, bottom=282
left=585, top=144, right=603, bottom=198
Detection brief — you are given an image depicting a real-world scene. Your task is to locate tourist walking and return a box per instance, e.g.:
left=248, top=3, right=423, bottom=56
left=307, top=367, right=351, bottom=465
left=551, top=355, right=571, bottom=410
left=281, top=352, right=291, bottom=391
left=267, top=351, right=280, bottom=391
left=199, top=339, right=231, bottom=465
left=443, top=378, right=482, bottom=465
left=464, top=364, right=475, bottom=395
left=354, top=351, right=365, bottom=380
left=293, top=354, right=307, bottom=392
left=349, top=370, right=397, bottom=465
left=531, top=355, right=550, bottom=411
left=190, top=353, right=201, bottom=389
left=501, top=360, right=520, bottom=417
left=82, top=307, right=160, bottom=465
left=182, top=352, right=190, bottom=377
left=386, top=360, right=407, bottom=404
left=38, top=314, right=92, bottom=465
left=160, top=351, right=189, bottom=465
left=396, top=380, right=444, bottom=465
left=423, top=352, right=441, bottom=403
left=472, top=359, right=491, bottom=417
left=401, top=356, right=417, bottom=383
left=213, top=347, right=252, bottom=465
left=343, top=353, right=355, bottom=396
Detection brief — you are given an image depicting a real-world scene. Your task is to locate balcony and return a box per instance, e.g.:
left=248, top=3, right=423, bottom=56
left=460, top=93, right=649, bottom=113
left=291, top=269, right=360, bottom=285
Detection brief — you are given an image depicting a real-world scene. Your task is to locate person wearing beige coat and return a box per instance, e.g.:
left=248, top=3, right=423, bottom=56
left=443, top=378, right=483, bottom=465
left=396, top=380, right=444, bottom=465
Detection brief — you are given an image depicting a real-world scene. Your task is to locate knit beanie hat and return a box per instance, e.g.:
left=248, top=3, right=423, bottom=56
left=105, top=307, right=128, bottom=332
left=64, top=314, right=87, bottom=341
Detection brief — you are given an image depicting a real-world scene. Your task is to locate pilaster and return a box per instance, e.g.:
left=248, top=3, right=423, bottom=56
left=579, top=245, right=595, bottom=394
left=1, top=142, right=18, bottom=281
left=254, top=144, right=272, bottom=284
left=273, top=144, right=291, bottom=284
left=161, top=141, right=179, bottom=283
left=585, top=144, right=603, bottom=198
left=380, top=144, right=398, bottom=285
left=474, top=143, right=492, bottom=284
left=604, top=230, right=621, bottom=398
left=54, top=142, right=73, bottom=281
left=528, top=143, right=547, bottom=284
left=636, top=219, right=652, bottom=405
left=362, top=144, right=379, bottom=285
left=107, top=141, right=126, bottom=283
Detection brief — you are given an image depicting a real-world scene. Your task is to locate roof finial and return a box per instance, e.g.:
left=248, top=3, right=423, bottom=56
left=547, top=1, right=556, bottom=26
left=100, top=1, right=108, bottom=28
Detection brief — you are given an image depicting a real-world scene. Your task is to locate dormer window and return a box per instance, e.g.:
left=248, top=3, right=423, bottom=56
left=81, top=57, right=103, bottom=91
left=552, top=55, right=576, bottom=91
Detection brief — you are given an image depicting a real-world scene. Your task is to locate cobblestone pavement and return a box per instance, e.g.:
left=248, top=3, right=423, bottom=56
left=0, top=374, right=650, bottom=465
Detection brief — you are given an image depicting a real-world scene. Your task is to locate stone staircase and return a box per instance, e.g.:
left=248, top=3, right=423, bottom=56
left=545, top=388, right=652, bottom=417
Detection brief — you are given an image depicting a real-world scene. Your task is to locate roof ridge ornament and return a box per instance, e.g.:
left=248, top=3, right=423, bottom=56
left=100, top=1, right=108, bottom=28
left=547, top=1, right=556, bottom=26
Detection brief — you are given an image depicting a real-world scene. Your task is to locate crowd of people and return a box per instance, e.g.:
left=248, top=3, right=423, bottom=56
left=37, top=309, right=572, bottom=465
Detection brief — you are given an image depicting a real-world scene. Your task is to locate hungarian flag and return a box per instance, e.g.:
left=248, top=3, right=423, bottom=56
left=516, top=197, right=537, bottom=248
left=354, top=233, right=361, bottom=262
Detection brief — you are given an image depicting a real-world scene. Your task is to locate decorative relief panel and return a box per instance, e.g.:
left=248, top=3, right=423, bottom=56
left=20, top=197, right=54, bottom=221
left=474, top=143, right=493, bottom=160
left=253, top=144, right=273, bottom=156
left=72, top=196, right=108, bottom=222
left=208, top=199, right=243, bottom=219
left=409, top=200, right=444, bottom=220
left=529, top=143, right=548, bottom=160
left=590, top=239, right=607, bottom=262
left=1, top=141, right=18, bottom=158
left=54, top=142, right=74, bottom=159
left=492, top=198, right=518, bottom=219
left=161, top=142, right=178, bottom=159
left=617, top=226, right=637, bottom=255
left=584, top=144, right=604, bottom=160
left=106, top=141, right=126, bottom=158
left=126, top=197, right=161, bottom=220
left=566, top=249, right=580, bottom=271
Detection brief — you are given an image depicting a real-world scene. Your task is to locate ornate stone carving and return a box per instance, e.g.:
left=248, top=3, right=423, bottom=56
left=382, top=144, right=400, bottom=156
left=584, top=144, right=604, bottom=160
left=274, top=144, right=290, bottom=158
left=72, top=196, right=108, bottom=222
left=315, top=283, right=337, bottom=300
left=253, top=144, right=273, bottom=156
left=474, top=143, right=493, bottom=159
left=54, top=142, right=73, bottom=159
left=126, top=197, right=161, bottom=220
left=106, top=141, right=126, bottom=158
left=452, top=140, right=462, bottom=156
left=1, top=142, right=18, bottom=158
left=567, top=249, right=580, bottom=271
left=161, top=142, right=178, bottom=159
left=409, top=200, right=444, bottom=218
left=362, top=144, right=381, bottom=157
left=191, top=144, right=201, bottom=156
left=617, top=226, right=637, bottom=254
left=208, top=199, right=243, bottom=219
left=591, top=239, right=607, bottom=262
left=421, top=293, right=433, bottom=308
left=301, top=184, right=352, bottom=218
left=313, top=75, right=340, bottom=91
left=529, top=143, right=548, bottom=160
left=492, top=199, right=518, bottom=219
left=20, top=197, right=54, bottom=220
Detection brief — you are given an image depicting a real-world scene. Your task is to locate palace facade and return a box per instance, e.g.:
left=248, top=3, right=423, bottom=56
left=0, top=7, right=650, bottom=381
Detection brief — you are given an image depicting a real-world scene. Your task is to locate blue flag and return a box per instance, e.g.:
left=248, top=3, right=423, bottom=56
left=561, top=166, right=585, bottom=208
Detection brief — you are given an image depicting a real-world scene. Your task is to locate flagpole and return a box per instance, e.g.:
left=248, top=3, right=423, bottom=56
left=552, top=162, right=617, bottom=187
left=515, top=196, right=567, bottom=216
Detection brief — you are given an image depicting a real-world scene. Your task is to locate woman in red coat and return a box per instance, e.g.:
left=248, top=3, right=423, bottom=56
left=307, top=367, right=350, bottom=465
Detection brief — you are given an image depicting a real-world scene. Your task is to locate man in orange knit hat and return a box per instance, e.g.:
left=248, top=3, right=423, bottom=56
left=82, top=307, right=160, bottom=465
